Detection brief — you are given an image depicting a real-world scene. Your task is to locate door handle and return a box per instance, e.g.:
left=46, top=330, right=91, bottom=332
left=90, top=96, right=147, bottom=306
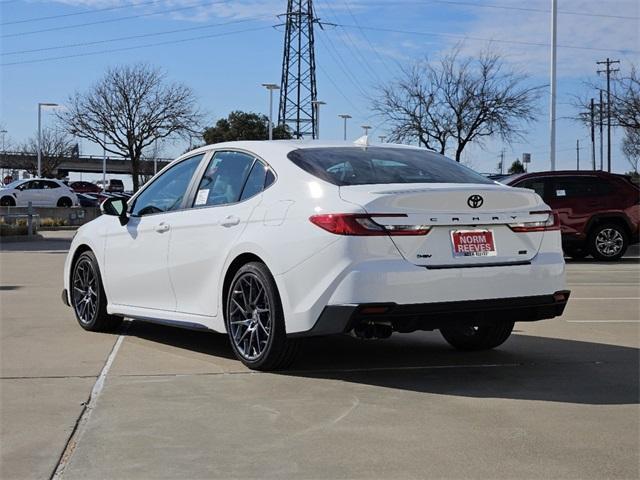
left=220, top=215, right=240, bottom=227
left=154, top=222, right=170, bottom=233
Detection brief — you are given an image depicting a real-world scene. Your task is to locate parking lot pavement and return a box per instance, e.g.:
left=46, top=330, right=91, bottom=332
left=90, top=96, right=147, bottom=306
left=1, top=232, right=638, bottom=479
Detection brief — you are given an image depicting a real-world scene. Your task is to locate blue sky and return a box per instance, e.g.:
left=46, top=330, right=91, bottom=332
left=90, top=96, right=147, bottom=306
left=1, top=0, right=638, bottom=186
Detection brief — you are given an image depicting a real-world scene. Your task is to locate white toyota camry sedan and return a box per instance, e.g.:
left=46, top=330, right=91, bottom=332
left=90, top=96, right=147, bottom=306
left=62, top=140, right=570, bottom=370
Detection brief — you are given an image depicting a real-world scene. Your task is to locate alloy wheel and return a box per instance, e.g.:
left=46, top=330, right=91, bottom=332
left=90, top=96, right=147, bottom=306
left=595, top=228, right=624, bottom=257
left=72, top=258, right=98, bottom=325
left=228, top=273, right=272, bottom=361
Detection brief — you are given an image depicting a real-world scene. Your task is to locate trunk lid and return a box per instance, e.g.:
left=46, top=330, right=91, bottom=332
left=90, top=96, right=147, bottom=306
left=340, top=183, right=548, bottom=268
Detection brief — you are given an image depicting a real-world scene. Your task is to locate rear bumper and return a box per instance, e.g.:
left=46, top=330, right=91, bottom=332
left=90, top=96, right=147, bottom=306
left=291, top=290, right=571, bottom=337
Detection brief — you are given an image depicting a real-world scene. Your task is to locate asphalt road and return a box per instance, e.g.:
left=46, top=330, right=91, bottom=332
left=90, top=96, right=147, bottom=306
left=1, top=232, right=638, bottom=479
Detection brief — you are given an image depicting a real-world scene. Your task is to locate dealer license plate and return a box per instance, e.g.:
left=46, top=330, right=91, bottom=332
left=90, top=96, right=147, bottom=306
left=451, top=229, right=497, bottom=257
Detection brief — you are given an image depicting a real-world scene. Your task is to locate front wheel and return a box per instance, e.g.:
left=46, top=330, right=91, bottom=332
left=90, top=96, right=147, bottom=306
left=440, top=321, right=514, bottom=351
left=0, top=196, right=15, bottom=206
left=589, top=223, right=628, bottom=261
left=225, top=262, right=298, bottom=371
left=71, top=251, right=122, bottom=332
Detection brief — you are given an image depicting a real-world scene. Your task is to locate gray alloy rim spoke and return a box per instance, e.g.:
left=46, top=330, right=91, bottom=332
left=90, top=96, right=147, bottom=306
left=228, top=272, right=272, bottom=361
left=596, top=229, right=623, bottom=256
left=72, top=259, right=98, bottom=325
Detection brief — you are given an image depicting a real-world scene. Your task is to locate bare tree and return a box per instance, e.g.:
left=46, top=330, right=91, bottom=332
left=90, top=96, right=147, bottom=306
left=622, top=128, right=639, bottom=174
left=19, top=128, right=75, bottom=178
left=372, top=47, right=543, bottom=162
left=58, top=64, right=202, bottom=191
left=575, top=64, right=640, bottom=173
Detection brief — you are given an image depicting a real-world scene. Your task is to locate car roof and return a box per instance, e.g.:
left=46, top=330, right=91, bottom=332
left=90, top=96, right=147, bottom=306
left=172, top=140, right=444, bottom=177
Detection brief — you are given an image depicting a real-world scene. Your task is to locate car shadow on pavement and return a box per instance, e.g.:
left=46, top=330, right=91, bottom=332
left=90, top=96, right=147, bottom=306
left=565, top=257, right=640, bottom=265
left=283, top=333, right=639, bottom=406
left=121, top=320, right=639, bottom=406
left=123, top=320, right=238, bottom=361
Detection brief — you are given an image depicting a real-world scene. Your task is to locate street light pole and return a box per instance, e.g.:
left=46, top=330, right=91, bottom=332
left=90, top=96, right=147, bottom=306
left=379, top=135, right=386, bottom=143
left=0, top=129, right=7, bottom=183
left=361, top=125, right=372, bottom=136
left=549, top=0, right=558, bottom=171
left=102, top=132, right=107, bottom=187
left=338, top=114, right=351, bottom=141
left=311, top=100, right=326, bottom=139
left=261, top=83, right=280, bottom=140
left=37, top=102, right=58, bottom=177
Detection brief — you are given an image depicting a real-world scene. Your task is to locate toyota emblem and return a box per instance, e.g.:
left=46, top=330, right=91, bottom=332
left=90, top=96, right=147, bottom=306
left=467, top=195, right=484, bottom=208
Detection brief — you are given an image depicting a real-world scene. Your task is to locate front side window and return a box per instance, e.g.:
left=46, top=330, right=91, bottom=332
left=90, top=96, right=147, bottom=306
left=288, top=147, right=493, bottom=186
left=20, top=181, right=41, bottom=190
left=515, top=178, right=547, bottom=198
left=193, top=151, right=255, bottom=207
left=132, top=154, right=204, bottom=216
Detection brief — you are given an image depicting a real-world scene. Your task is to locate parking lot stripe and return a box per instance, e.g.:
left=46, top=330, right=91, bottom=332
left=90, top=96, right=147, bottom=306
left=565, top=320, right=640, bottom=323
left=570, top=297, right=639, bottom=300
left=50, top=333, right=125, bottom=480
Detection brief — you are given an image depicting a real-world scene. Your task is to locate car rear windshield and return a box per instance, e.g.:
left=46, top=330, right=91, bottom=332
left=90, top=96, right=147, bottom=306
left=287, top=147, right=493, bottom=186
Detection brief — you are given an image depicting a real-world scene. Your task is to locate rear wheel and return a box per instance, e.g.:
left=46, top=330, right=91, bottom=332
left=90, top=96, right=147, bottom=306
left=440, top=321, right=514, bottom=351
left=0, top=196, right=15, bottom=206
left=225, top=262, right=298, bottom=371
left=71, top=251, right=122, bottom=332
left=589, top=223, right=628, bottom=261
left=57, top=197, right=72, bottom=207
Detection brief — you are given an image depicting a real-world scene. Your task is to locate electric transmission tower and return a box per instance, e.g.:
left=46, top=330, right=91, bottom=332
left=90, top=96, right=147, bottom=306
left=278, top=0, right=322, bottom=139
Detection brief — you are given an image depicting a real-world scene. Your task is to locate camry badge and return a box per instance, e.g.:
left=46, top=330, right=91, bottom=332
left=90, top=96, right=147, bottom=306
left=467, top=195, right=484, bottom=208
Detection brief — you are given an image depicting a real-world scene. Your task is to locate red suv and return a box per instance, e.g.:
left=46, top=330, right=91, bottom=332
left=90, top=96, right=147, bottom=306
left=505, top=171, right=639, bottom=260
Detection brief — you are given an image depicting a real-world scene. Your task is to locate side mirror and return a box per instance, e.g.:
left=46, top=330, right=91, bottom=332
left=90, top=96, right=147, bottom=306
left=101, top=197, right=129, bottom=226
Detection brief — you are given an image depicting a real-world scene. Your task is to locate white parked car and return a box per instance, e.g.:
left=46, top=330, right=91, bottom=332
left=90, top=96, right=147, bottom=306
left=0, top=178, right=79, bottom=207
left=62, top=140, right=570, bottom=370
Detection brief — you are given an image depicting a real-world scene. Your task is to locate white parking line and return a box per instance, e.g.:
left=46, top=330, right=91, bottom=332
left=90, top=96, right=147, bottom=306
left=51, top=333, right=126, bottom=479
left=570, top=297, right=640, bottom=300
left=566, top=320, right=640, bottom=323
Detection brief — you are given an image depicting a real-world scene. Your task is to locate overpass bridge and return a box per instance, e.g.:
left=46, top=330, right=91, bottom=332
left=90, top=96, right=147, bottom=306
left=0, top=152, right=172, bottom=176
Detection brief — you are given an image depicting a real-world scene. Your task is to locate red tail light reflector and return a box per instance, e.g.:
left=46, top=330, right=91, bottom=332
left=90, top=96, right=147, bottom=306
left=509, top=211, right=560, bottom=232
left=309, top=214, right=431, bottom=236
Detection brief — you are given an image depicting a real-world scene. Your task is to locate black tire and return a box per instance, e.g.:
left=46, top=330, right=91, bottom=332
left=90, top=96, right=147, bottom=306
left=589, top=223, right=628, bottom=261
left=0, top=196, right=15, bottom=207
left=564, top=247, right=589, bottom=260
left=57, top=197, right=72, bottom=207
left=225, top=262, right=298, bottom=371
left=71, top=251, right=122, bottom=332
left=440, top=321, right=514, bottom=351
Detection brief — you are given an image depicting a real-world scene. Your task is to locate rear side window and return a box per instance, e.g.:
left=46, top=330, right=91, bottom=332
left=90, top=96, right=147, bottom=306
left=240, top=161, right=267, bottom=201
left=288, top=147, right=492, bottom=186
left=552, top=177, right=611, bottom=198
left=194, top=151, right=255, bottom=207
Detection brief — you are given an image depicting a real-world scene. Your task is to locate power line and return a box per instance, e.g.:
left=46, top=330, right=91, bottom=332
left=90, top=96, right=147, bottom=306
left=316, top=0, right=383, bottom=85
left=366, top=0, right=639, bottom=20
left=337, top=24, right=639, bottom=55
left=315, top=28, right=369, bottom=99
left=2, top=16, right=270, bottom=56
left=340, top=0, right=395, bottom=77
left=1, top=25, right=273, bottom=66
left=2, top=0, right=230, bottom=38
left=1, top=0, right=163, bottom=26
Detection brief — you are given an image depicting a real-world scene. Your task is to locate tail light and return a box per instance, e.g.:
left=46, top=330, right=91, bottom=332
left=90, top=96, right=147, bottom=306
left=309, top=214, right=431, bottom=236
left=509, top=210, right=560, bottom=232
